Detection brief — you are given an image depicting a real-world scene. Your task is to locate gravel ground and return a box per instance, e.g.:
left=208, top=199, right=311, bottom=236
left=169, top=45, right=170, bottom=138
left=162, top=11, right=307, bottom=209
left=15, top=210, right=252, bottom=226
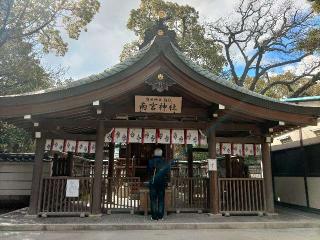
left=0, top=206, right=319, bottom=225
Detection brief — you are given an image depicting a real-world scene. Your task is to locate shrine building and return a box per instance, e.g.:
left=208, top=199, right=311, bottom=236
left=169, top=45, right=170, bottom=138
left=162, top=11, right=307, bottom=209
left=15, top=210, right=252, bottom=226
left=1, top=14, right=320, bottom=217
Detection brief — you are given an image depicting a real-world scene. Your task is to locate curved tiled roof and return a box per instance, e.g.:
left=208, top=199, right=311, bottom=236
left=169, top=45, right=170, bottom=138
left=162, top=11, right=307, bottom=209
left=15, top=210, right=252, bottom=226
left=0, top=35, right=319, bottom=118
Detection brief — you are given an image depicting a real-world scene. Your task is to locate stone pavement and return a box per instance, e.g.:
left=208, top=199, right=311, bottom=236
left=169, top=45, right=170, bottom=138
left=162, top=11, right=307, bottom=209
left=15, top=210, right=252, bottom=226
left=0, top=206, right=320, bottom=231
left=2, top=228, right=320, bottom=240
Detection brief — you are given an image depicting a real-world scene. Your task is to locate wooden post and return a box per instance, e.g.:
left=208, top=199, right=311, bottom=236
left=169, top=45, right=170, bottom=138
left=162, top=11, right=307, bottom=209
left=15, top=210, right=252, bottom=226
left=125, top=144, right=131, bottom=177
left=91, top=121, right=105, bottom=215
left=187, top=145, right=193, bottom=177
left=28, top=137, right=46, bottom=215
left=208, top=128, right=219, bottom=214
left=261, top=141, right=275, bottom=213
left=107, top=143, right=115, bottom=203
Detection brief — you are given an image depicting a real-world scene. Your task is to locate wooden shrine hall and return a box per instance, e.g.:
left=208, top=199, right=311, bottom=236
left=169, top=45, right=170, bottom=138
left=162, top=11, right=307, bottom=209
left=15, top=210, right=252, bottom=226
left=1, top=14, right=320, bottom=217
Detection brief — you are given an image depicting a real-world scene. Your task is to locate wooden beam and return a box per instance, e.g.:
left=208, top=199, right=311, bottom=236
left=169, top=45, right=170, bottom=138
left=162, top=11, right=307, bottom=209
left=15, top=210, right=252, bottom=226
left=39, top=119, right=265, bottom=135
left=216, top=137, right=263, bottom=144
left=45, top=131, right=96, bottom=141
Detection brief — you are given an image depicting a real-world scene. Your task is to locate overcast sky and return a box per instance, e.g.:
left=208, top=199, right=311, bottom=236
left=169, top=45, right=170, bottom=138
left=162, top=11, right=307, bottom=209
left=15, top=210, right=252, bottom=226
left=42, top=0, right=310, bottom=80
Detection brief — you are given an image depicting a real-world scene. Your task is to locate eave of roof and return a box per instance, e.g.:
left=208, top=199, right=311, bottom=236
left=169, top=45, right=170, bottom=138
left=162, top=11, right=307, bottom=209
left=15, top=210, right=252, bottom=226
left=281, top=96, right=320, bottom=103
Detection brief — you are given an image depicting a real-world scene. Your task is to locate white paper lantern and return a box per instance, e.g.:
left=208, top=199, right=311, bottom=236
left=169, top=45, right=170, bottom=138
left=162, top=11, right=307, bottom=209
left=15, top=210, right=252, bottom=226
left=244, top=144, right=254, bottom=156
left=143, top=129, right=157, bottom=143
left=105, top=129, right=114, bottom=143
left=158, top=129, right=171, bottom=144
left=221, top=143, right=232, bottom=155
left=199, top=131, right=207, bottom=146
left=65, top=140, right=77, bottom=152
left=233, top=143, right=243, bottom=156
left=255, top=144, right=261, bottom=156
left=114, top=128, right=128, bottom=144
left=172, top=129, right=185, bottom=144
left=45, top=139, right=52, bottom=151
left=186, top=130, right=199, bottom=145
left=128, top=128, right=143, bottom=143
left=77, top=141, right=89, bottom=153
left=89, top=141, right=96, bottom=153
left=52, top=139, right=64, bottom=152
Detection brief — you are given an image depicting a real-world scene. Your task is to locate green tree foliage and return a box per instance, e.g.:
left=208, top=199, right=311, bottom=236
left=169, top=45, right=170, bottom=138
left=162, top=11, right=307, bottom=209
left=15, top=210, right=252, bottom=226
left=0, top=39, right=63, bottom=95
left=120, top=0, right=226, bottom=75
left=0, top=0, right=100, bottom=56
left=0, top=0, right=100, bottom=152
left=0, top=122, right=33, bottom=152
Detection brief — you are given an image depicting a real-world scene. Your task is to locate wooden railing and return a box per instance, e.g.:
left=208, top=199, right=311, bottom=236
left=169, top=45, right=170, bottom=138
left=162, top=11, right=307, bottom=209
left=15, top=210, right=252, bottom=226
left=218, top=178, right=266, bottom=214
left=38, top=177, right=92, bottom=215
left=102, top=177, right=141, bottom=212
left=171, top=177, right=209, bottom=211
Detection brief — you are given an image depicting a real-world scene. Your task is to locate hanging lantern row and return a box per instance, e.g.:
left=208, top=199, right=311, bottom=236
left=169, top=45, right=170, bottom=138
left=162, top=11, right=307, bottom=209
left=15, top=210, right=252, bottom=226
left=105, top=128, right=207, bottom=145
left=45, top=139, right=96, bottom=154
left=44, top=128, right=261, bottom=156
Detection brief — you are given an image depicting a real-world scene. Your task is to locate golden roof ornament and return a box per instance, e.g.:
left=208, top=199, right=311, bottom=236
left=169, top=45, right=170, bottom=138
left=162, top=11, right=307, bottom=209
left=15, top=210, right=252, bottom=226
left=158, top=10, right=166, bottom=19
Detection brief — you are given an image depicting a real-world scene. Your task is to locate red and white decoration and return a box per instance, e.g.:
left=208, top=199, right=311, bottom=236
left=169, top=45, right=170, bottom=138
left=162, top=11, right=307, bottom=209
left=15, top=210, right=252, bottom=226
left=172, top=129, right=185, bottom=144
left=128, top=128, right=143, bottom=143
left=45, top=139, right=53, bottom=151
left=199, top=130, right=207, bottom=146
left=77, top=141, right=89, bottom=153
left=143, top=129, right=157, bottom=143
left=186, top=130, right=199, bottom=145
left=52, top=139, right=64, bottom=152
left=65, top=140, right=77, bottom=152
left=221, top=143, right=232, bottom=155
left=232, top=143, right=243, bottom=156
left=44, top=128, right=262, bottom=157
left=244, top=144, right=254, bottom=156
left=114, top=128, right=128, bottom=144
left=158, top=129, right=171, bottom=144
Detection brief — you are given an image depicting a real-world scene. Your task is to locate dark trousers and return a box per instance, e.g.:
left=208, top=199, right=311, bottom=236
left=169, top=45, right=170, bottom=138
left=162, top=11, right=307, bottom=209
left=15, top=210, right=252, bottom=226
left=149, top=184, right=165, bottom=220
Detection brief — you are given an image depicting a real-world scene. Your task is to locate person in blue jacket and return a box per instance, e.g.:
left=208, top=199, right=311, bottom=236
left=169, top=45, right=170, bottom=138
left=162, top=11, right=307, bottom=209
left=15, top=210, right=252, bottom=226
left=147, top=148, right=168, bottom=220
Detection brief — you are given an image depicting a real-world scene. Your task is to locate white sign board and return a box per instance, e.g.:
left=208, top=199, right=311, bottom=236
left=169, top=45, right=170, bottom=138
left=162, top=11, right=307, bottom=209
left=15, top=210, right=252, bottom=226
left=135, top=96, right=182, bottom=113
left=208, top=159, right=217, bottom=171
left=66, top=179, right=79, bottom=197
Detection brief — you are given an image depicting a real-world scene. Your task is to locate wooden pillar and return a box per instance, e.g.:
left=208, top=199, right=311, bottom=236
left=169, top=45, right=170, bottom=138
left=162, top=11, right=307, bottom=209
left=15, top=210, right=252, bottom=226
left=261, top=141, right=275, bottom=213
left=187, top=145, right=193, bottom=177
left=208, top=128, right=219, bottom=214
left=108, top=143, right=115, bottom=178
left=107, top=143, right=115, bottom=203
left=125, top=144, right=131, bottom=177
left=91, top=121, right=105, bottom=215
left=28, top=137, right=46, bottom=215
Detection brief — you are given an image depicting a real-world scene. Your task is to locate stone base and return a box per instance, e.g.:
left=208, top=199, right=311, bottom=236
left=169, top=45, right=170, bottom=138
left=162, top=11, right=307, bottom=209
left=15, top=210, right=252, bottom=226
left=89, top=214, right=102, bottom=217
left=265, top=212, right=279, bottom=216
left=207, top=213, right=223, bottom=217
left=25, top=214, right=39, bottom=218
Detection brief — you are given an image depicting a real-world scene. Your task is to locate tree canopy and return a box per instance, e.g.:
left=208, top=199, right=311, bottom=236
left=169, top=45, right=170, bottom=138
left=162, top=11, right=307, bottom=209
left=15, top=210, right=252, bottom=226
left=208, top=0, right=320, bottom=98
left=0, top=0, right=100, bottom=152
left=120, top=0, right=226, bottom=75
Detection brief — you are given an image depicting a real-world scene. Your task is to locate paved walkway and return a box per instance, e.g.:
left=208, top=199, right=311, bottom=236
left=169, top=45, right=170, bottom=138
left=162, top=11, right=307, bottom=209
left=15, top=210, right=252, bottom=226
left=0, top=206, right=320, bottom=231
left=2, top=228, right=320, bottom=240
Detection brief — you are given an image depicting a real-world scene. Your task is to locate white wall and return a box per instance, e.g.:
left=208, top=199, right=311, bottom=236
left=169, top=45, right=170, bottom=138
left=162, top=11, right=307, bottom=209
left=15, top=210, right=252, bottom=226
left=0, top=162, right=51, bottom=197
left=307, top=177, right=320, bottom=209
left=274, top=177, right=307, bottom=207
